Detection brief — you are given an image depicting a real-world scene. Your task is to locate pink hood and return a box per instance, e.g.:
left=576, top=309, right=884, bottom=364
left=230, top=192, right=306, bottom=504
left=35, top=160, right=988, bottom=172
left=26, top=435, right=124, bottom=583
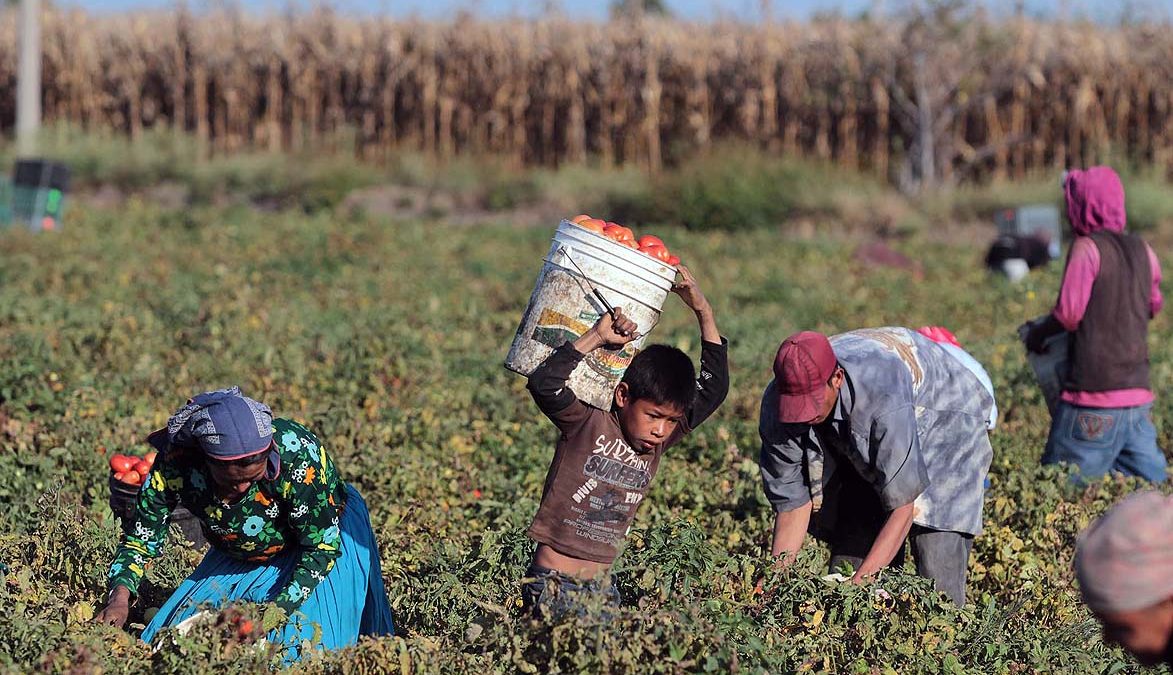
left=1064, top=166, right=1126, bottom=237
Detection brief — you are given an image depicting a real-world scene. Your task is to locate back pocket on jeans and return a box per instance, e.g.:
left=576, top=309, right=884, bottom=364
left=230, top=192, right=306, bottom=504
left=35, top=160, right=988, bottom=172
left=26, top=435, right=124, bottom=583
left=1070, top=410, right=1119, bottom=446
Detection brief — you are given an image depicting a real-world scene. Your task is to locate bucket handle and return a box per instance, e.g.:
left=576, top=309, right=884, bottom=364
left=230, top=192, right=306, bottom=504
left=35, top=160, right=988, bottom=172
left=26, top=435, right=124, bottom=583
left=556, top=246, right=618, bottom=321
left=555, top=245, right=664, bottom=340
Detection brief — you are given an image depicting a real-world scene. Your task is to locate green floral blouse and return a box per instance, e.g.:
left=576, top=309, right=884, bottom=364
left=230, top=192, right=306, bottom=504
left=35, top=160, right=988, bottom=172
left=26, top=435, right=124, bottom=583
left=107, top=418, right=348, bottom=616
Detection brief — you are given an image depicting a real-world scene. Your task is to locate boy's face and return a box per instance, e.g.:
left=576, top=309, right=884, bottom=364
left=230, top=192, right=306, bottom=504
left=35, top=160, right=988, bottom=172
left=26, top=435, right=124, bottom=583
left=614, top=383, right=685, bottom=452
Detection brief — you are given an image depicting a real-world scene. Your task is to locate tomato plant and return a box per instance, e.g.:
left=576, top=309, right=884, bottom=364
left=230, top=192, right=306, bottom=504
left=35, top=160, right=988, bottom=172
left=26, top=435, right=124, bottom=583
left=0, top=196, right=1167, bottom=675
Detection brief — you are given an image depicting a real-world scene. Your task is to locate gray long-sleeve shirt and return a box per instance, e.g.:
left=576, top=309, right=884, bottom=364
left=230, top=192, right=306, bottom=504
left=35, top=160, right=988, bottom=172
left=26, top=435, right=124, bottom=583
left=759, top=328, right=995, bottom=536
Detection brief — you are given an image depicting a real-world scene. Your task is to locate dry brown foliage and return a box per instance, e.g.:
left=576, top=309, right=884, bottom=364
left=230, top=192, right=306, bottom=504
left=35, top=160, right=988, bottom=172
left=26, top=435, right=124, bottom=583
left=0, top=6, right=1169, bottom=184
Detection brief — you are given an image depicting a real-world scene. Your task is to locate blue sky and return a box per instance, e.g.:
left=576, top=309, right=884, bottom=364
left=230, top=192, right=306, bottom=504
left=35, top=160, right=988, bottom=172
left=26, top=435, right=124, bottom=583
left=63, top=0, right=1172, bottom=22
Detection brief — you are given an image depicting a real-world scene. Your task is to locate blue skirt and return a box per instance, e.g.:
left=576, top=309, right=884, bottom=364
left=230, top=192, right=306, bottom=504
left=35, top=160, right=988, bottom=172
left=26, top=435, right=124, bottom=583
left=141, top=484, right=395, bottom=662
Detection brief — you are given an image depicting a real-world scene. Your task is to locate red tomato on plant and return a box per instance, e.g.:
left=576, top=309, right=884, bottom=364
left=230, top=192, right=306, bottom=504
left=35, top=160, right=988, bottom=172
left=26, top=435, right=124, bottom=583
left=109, top=454, right=134, bottom=473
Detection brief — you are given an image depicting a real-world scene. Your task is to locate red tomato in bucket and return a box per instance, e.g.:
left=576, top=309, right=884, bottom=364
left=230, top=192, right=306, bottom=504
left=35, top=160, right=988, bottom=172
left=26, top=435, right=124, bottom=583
left=603, top=224, right=634, bottom=242
left=570, top=214, right=592, bottom=224
left=639, top=244, right=672, bottom=262
left=638, top=235, right=664, bottom=249
left=122, top=470, right=142, bottom=485
left=667, top=255, right=681, bottom=266
left=577, top=218, right=607, bottom=234
left=109, top=454, right=134, bottom=473
left=134, top=460, right=152, bottom=476
left=144, top=450, right=158, bottom=466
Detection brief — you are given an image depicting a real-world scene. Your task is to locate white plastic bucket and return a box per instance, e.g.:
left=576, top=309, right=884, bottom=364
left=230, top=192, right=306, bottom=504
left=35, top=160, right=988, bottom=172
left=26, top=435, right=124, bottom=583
left=505, top=220, right=678, bottom=410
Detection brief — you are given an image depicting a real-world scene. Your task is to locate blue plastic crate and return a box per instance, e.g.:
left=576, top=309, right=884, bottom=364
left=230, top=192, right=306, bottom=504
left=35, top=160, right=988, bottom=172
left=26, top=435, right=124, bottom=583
left=12, top=184, right=67, bottom=232
left=0, top=179, right=12, bottom=227
left=9, top=159, right=70, bottom=232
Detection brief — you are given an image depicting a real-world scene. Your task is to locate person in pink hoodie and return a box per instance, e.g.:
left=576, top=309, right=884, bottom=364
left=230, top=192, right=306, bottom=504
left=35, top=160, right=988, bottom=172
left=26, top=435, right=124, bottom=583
left=1025, top=166, right=1165, bottom=482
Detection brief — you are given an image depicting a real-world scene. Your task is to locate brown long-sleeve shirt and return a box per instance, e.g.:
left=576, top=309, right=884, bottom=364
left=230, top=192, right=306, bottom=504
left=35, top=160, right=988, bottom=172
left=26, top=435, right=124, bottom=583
left=526, top=339, right=729, bottom=563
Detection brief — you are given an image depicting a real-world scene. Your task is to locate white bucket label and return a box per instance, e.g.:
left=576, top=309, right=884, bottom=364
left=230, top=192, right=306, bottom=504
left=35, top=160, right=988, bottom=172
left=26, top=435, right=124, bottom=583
left=530, top=305, right=639, bottom=377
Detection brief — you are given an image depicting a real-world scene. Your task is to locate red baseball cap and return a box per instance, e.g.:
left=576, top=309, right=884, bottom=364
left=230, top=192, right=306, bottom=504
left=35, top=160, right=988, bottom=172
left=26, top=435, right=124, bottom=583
left=773, top=331, right=837, bottom=423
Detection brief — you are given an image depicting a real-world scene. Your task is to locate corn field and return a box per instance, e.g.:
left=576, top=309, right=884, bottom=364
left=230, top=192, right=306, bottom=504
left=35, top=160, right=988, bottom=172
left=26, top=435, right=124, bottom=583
left=1, top=6, right=1171, bottom=187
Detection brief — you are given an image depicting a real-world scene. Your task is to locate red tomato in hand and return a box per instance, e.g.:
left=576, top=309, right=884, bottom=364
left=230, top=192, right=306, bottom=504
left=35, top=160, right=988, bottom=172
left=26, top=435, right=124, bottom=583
left=109, top=454, right=134, bottom=473
left=121, top=470, right=142, bottom=485
left=638, top=234, right=664, bottom=249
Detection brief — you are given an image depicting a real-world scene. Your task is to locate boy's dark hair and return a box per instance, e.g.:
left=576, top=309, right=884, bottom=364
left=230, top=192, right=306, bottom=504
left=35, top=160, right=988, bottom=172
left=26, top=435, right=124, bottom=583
left=620, top=344, right=696, bottom=411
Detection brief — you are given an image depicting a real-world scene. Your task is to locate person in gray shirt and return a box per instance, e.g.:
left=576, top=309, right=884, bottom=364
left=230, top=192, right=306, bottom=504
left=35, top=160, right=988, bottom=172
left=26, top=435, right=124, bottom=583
left=759, top=328, right=996, bottom=605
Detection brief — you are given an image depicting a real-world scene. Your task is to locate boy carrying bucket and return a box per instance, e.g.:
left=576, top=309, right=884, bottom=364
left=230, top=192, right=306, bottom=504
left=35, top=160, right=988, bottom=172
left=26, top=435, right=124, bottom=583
left=522, top=266, right=729, bottom=619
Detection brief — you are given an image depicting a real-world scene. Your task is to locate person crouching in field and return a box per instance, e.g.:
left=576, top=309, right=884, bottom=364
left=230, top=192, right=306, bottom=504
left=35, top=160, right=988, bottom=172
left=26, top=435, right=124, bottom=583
left=95, top=387, right=394, bottom=661
left=1075, top=491, right=1173, bottom=667
left=759, top=328, right=996, bottom=606
left=522, top=266, right=728, bottom=619
left=1024, top=167, right=1165, bottom=483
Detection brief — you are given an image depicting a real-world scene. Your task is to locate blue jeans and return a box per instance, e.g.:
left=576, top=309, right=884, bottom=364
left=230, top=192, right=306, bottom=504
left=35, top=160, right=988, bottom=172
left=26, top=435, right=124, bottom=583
left=520, top=563, right=620, bottom=620
left=1042, top=402, right=1166, bottom=483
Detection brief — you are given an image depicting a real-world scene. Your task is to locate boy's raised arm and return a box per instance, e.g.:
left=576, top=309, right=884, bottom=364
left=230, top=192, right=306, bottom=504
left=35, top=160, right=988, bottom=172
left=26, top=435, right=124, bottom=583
left=672, top=266, right=729, bottom=428
left=673, top=266, right=721, bottom=344
left=526, top=309, right=640, bottom=428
